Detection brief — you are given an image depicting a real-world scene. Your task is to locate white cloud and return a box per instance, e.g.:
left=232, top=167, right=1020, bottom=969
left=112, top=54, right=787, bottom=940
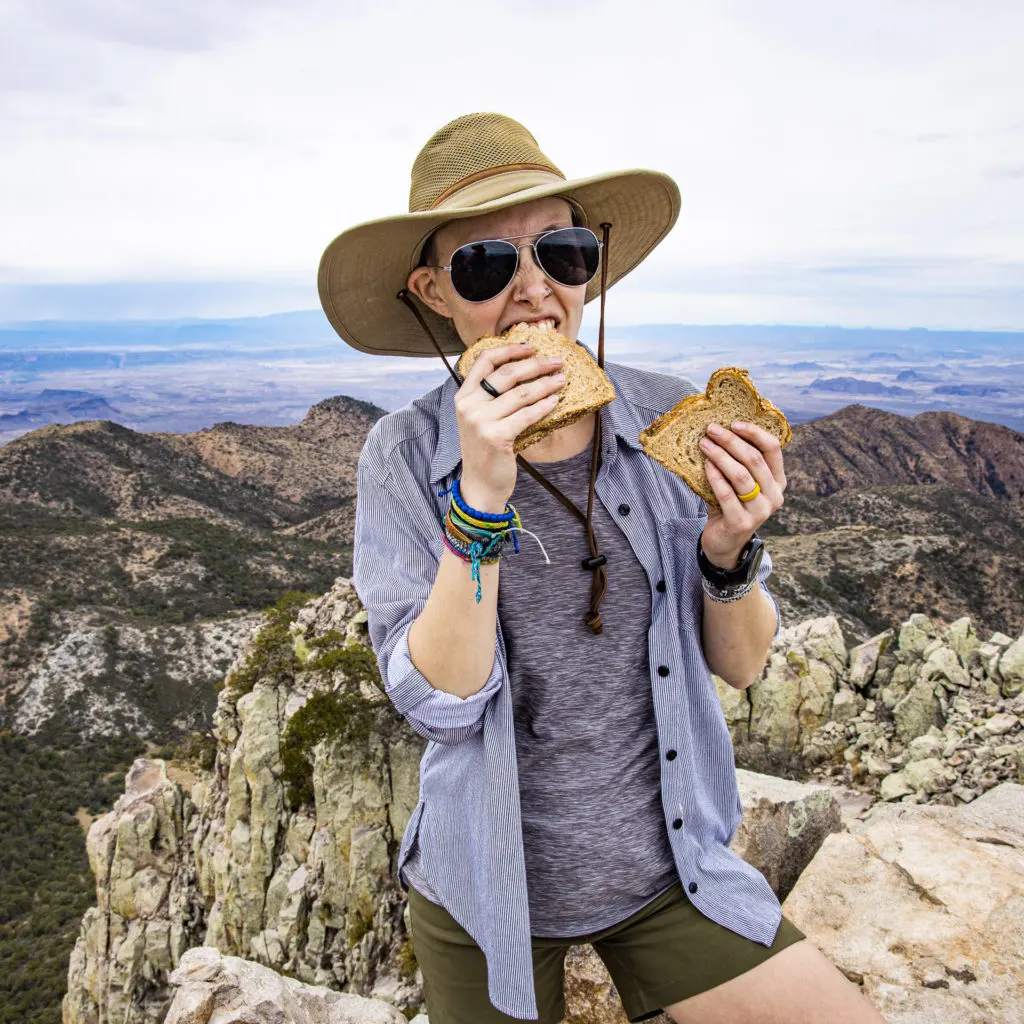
left=1, top=0, right=1022, bottom=328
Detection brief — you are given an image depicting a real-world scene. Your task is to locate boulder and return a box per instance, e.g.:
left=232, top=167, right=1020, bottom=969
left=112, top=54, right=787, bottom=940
left=847, top=629, right=894, bottom=691
left=164, top=947, right=408, bottom=1023
left=975, top=712, right=1020, bottom=739
left=905, top=735, right=943, bottom=762
left=921, top=645, right=969, bottom=689
left=943, top=617, right=980, bottom=663
left=998, top=637, right=1024, bottom=698
left=897, top=613, right=936, bottom=656
left=730, top=771, right=843, bottom=900
left=783, top=784, right=1024, bottom=1024
left=831, top=687, right=864, bottom=724
left=892, top=678, right=944, bottom=743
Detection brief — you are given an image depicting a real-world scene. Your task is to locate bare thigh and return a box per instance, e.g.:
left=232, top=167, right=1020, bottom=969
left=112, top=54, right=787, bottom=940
left=662, top=939, right=888, bottom=1024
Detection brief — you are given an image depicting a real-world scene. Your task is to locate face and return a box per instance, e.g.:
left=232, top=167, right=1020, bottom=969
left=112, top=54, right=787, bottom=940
left=406, top=196, right=587, bottom=348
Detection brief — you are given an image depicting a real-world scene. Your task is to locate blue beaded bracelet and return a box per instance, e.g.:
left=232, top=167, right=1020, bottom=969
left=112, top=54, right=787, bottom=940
left=447, top=477, right=516, bottom=523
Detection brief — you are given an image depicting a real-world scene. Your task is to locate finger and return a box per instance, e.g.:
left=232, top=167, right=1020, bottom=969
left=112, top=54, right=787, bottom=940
left=459, top=343, right=535, bottom=393
left=702, top=427, right=780, bottom=501
left=730, top=420, right=786, bottom=487
left=489, top=351, right=565, bottom=391
left=489, top=372, right=566, bottom=422
left=704, top=458, right=759, bottom=523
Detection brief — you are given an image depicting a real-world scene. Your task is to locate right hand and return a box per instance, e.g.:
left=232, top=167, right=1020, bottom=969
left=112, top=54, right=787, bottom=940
left=454, top=342, right=566, bottom=512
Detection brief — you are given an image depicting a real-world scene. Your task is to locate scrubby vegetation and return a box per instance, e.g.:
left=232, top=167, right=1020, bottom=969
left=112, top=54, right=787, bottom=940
left=279, top=632, right=387, bottom=809
left=222, top=590, right=315, bottom=696
left=0, top=732, right=145, bottom=1024
left=224, top=595, right=398, bottom=810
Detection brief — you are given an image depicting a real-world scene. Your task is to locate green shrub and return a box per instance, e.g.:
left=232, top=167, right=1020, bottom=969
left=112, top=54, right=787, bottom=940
left=223, top=590, right=315, bottom=696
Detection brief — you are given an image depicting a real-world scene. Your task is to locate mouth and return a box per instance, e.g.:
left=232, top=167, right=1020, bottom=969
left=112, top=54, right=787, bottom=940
left=505, top=317, right=559, bottom=333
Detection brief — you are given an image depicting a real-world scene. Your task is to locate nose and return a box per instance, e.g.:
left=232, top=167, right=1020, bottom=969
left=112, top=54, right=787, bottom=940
left=511, top=243, right=550, bottom=305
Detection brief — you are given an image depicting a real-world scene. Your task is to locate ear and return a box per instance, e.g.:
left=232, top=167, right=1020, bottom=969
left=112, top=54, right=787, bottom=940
left=406, top=266, right=454, bottom=320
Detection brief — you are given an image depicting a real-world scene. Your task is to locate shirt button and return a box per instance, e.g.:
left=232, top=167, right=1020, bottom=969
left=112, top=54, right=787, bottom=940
left=657, top=665, right=670, bottom=677
left=656, top=580, right=666, bottom=592
left=688, top=882, right=698, bottom=894
left=672, top=818, right=683, bottom=829
left=666, top=749, right=677, bottom=760
left=618, top=503, right=630, bottom=515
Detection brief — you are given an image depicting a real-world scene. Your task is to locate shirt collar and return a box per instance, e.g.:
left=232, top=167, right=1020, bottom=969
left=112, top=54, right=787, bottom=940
left=428, top=341, right=645, bottom=485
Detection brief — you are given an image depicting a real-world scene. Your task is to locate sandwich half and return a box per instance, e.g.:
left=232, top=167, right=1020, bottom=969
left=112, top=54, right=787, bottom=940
left=456, top=322, right=616, bottom=454
left=639, top=366, right=791, bottom=508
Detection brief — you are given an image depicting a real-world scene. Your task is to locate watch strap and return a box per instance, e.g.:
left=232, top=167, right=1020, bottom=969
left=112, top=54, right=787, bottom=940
left=697, top=533, right=764, bottom=588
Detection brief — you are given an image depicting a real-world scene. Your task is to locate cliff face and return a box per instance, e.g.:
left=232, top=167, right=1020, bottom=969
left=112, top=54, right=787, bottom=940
left=63, top=579, right=426, bottom=1023
left=62, top=581, right=1024, bottom=1024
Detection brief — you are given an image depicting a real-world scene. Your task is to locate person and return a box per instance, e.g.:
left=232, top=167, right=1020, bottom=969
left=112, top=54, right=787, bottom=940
left=318, top=113, right=886, bottom=1024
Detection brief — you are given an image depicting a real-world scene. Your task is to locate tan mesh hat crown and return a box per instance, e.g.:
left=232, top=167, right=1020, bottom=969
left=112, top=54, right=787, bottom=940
left=317, top=112, right=681, bottom=357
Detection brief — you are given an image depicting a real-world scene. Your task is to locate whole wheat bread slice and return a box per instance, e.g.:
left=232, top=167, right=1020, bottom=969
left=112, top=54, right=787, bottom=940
left=456, top=322, right=615, bottom=453
left=638, top=366, right=791, bottom=508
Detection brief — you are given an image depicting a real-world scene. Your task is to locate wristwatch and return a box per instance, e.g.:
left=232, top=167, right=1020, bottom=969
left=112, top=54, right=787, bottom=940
left=696, top=533, right=764, bottom=601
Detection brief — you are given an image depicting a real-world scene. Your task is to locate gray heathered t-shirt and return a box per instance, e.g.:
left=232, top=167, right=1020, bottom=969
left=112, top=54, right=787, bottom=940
left=401, top=442, right=679, bottom=936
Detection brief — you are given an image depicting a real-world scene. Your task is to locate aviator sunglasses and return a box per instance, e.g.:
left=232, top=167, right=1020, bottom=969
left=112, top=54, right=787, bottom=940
left=427, top=226, right=603, bottom=303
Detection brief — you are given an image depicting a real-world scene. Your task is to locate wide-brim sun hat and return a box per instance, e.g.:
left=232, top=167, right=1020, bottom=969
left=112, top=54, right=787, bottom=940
left=317, top=112, right=681, bottom=358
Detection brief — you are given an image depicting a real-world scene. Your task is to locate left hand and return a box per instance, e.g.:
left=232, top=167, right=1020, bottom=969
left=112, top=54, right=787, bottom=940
left=698, top=420, right=786, bottom=569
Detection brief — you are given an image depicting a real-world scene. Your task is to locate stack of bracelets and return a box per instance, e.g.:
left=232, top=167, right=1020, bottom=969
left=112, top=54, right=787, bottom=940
left=439, top=477, right=548, bottom=603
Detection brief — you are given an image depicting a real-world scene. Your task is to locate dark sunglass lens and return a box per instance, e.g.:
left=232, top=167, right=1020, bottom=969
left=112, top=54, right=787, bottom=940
left=450, top=240, right=518, bottom=302
left=536, top=227, right=600, bottom=287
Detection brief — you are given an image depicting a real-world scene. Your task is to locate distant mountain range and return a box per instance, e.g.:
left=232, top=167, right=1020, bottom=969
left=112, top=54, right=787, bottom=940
left=0, top=388, right=123, bottom=432
left=808, top=377, right=1008, bottom=399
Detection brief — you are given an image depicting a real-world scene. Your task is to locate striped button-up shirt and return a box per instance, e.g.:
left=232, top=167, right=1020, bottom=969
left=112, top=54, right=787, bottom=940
left=353, top=345, right=784, bottom=1020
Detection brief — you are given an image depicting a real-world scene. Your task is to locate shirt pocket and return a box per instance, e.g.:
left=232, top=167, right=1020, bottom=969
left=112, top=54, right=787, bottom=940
left=654, top=514, right=706, bottom=636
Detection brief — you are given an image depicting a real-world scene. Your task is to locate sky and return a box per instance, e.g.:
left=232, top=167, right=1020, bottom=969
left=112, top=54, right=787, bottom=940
left=1, top=0, right=1022, bottom=330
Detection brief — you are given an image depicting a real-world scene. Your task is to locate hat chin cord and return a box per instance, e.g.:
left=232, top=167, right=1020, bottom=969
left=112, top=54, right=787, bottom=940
left=397, top=222, right=613, bottom=634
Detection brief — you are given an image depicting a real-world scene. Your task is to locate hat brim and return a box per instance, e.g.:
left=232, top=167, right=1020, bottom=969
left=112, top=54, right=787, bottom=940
left=317, top=169, right=680, bottom=358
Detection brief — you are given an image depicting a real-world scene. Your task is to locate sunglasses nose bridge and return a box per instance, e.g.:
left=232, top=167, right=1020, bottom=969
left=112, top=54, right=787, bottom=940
left=510, top=241, right=549, bottom=293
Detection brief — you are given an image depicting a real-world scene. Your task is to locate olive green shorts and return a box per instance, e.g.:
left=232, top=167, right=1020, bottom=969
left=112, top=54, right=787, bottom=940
left=406, top=880, right=806, bottom=1024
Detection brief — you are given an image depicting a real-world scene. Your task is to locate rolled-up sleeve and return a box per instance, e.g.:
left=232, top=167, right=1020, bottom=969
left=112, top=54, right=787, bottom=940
left=352, top=435, right=504, bottom=745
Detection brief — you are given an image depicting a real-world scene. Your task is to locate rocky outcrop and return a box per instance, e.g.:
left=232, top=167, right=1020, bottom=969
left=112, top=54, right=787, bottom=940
left=164, top=947, right=407, bottom=1024
left=62, top=581, right=854, bottom=1024
left=716, top=612, right=1024, bottom=809
left=784, top=783, right=1024, bottom=1024
left=64, top=579, right=424, bottom=1023
left=62, top=577, right=1020, bottom=1023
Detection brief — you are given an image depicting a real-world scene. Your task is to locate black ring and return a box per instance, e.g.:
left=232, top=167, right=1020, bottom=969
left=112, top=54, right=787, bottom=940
left=480, top=378, right=501, bottom=398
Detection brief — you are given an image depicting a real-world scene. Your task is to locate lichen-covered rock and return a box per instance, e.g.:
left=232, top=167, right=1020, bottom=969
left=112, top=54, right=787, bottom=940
left=783, top=784, right=1024, bottom=1024
left=730, top=771, right=842, bottom=900
left=893, top=677, right=944, bottom=743
left=921, top=644, right=969, bottom=689
left=65, top=581, right=425, bottom=1024
left=831, top=687, right=864, bottom=724
left=847, top=629, right=894, bottom=691
left=998, top=637, right=1024, bottom=697
left=943, top=617, right=980, bottom=663
left=745, top=616, right=843, bottom=760
left=897, top=613, right=937, bottom=655
left=63, top=759, right=200, bottom=1024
